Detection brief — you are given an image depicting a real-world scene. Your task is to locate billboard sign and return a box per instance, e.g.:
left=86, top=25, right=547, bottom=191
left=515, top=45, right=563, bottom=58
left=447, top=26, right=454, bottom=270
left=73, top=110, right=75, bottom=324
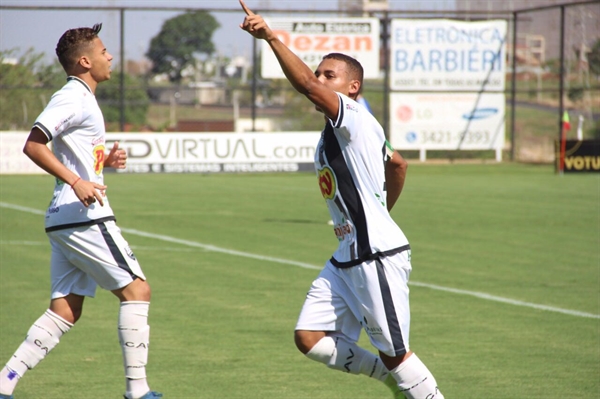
left=390, top=19, right=507, bottom=91
left=104, top=132, right=320, bottom=174
left=261, top=17, right=380, bottom=79
left=389, top=92, right=505, bottom=151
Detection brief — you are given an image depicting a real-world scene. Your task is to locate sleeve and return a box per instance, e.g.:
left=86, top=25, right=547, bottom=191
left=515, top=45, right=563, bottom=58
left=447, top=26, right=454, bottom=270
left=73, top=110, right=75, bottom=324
left=384, top=140, right=395, bottom=161
left=328, top=92, right=370, bottom=142
left=33, top=89, right=82, bottom=142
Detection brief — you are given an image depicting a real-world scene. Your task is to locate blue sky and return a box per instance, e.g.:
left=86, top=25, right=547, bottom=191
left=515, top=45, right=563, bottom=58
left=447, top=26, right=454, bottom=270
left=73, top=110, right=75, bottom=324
left=0, top=0, right=456, bottom=64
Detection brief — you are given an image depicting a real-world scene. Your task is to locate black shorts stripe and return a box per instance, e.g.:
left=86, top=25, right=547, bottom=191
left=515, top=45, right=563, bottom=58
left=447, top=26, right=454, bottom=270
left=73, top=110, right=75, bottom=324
left=98, top=221, right=134, bottom=277
left=45, top=216, right=116, bottom=232
left=375, top=258, right=406, bottom=356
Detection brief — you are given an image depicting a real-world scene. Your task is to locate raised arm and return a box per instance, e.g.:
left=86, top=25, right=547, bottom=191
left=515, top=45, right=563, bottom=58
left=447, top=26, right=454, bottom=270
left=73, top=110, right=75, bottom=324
left=385, top=151, right=408, bottom=211
left=239, top=0, right=340, bottom=120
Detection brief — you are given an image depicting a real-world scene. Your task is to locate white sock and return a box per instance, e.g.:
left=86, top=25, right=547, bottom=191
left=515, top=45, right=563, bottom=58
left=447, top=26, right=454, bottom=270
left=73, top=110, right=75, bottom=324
left=0, top=310, right=72, bottom=395
left=119, top=301, right=151, bottom=399
left=305, top=334, right=390, bottom=381
left=389, top=353, right=444, bottom=399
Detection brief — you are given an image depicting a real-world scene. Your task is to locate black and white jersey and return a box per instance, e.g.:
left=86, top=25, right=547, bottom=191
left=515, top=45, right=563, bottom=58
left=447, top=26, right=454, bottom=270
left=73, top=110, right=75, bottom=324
left=315, top=93, right=409, bottom=268
left=33, top=76, right=115, bottom=231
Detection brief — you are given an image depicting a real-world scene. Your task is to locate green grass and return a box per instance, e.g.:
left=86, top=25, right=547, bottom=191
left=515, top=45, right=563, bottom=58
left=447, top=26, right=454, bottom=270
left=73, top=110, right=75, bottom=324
left=1, top=164, right=599, bottom=398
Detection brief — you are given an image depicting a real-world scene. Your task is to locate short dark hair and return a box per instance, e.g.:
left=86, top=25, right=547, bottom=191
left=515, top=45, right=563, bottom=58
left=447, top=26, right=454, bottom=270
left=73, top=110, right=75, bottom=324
left=322, top=53, right=364, bottom=86
left=56, top=23, right=102, bottom=71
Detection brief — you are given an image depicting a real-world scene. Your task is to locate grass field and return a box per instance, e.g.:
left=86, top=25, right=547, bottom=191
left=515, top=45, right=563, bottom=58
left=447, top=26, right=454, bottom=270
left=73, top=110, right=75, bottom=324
left=1, top=164, right=598, bottom=398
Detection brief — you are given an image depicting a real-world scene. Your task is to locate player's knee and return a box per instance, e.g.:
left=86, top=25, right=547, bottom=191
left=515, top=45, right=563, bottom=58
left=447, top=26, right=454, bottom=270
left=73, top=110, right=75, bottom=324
left=294, top=330, right=325, bottom=354
left=294, top=330, right=310, bottom=354
left=114, top=278, right=152, bottom=302
left=71, top=307, right=83, bottom=323
left=134, top=279, right=152, bottom=301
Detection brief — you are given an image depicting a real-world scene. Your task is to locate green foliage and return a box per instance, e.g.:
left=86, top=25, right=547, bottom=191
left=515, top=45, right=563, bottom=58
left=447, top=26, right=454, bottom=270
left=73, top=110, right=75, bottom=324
left=0, top=48, right=61, bottom=130
left=35, top=60, right=67, bottom=88
left=281, top=93, right=325, bottom=131
left=588, top=38, right=600, bottom=77
left=0, top=47, right=149, bottom=131
left=567, top=86, right=585, bottom=103
left=146, top=11, right=220, bottom=82
left=96, top=72, right=150, bottom=128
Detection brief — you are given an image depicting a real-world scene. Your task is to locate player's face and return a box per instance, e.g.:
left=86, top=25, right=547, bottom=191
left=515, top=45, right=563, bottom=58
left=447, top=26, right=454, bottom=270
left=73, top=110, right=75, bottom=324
left=88, top=38, right=113, bottom=83
left=314, top=58, right=353, bottom=96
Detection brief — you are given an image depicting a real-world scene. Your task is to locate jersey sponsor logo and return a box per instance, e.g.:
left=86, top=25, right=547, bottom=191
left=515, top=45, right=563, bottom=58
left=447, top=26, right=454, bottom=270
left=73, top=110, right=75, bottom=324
left=334, top=222, right=353, bottom=241
left=47, top=206, right=60, bottom=214
left=93, top=144, right=106, bottom=175
left=317, top=166, right=336, bottom=200
left=360, top=316, right=383, bottom=337
left=345, top=103, right=359, bottom=112
left=54, top=112, right=76, bottom=132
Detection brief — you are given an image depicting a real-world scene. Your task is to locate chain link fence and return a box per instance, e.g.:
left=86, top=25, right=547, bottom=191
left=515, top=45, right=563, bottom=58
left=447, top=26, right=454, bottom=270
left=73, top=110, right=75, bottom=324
left=1, top=2, right=598, bottom=163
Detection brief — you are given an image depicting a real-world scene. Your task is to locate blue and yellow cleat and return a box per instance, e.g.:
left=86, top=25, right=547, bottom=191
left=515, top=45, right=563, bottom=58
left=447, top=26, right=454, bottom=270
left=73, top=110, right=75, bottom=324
left=124, top=391, right=163, bottom=399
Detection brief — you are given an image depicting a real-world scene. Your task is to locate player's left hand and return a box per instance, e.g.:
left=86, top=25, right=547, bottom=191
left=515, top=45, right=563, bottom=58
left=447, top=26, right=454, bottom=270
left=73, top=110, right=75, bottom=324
left=105, top=141, right=127, bottom=169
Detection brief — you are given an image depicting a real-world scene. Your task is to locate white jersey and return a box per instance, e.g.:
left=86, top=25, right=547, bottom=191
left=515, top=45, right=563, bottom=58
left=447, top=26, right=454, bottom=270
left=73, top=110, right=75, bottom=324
left=315, top=93, right=409, bottom=267
left=33, top=76, right=115, bottom=231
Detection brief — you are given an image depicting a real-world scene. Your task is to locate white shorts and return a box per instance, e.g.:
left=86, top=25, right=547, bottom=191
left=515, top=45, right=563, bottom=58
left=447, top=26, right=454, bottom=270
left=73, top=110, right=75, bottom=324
left=47, top=220, right=146, bottom=299
left=296, top=250, right=412, bottom=357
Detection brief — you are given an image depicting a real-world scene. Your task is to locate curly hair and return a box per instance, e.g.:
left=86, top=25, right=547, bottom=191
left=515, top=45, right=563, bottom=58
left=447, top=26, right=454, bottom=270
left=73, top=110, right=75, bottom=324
left=55, top=23, right=102, bottom=72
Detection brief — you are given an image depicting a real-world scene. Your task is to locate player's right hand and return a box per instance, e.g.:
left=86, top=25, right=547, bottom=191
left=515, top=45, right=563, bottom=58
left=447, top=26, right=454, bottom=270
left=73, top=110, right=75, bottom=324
left=73, top=179, right=106, bottom=207
left=239, top=0, right=273, bottom=41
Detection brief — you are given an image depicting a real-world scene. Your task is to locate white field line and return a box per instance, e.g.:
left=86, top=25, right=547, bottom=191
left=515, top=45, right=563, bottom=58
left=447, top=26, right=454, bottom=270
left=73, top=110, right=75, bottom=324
left=0, top=241, right=201, bottom=252
left=2, top=201, right=598, bottom=320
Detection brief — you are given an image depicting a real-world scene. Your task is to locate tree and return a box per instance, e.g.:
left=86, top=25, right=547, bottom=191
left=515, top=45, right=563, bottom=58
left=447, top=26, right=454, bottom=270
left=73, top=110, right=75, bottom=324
left=0, top=48, right=62, bottom=130
left=146, top=11, right=220, bottom=82
left=96, top=72, right=150, bottom=130
left=588, top=38, right=600, bottom=77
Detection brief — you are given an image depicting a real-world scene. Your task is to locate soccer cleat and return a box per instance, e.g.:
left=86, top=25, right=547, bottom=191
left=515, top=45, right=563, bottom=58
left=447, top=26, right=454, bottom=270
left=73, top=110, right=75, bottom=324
left=123, top=392, right=163, bottom=399
left=383, top=374, right=405, bottom=399
left=0, top=394, right=14, bottom=399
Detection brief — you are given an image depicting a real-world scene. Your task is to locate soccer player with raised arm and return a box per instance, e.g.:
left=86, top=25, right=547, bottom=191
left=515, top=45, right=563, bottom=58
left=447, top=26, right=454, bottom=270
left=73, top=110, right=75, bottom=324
left=240, top=2, right=444, bottom=398
left=0, top=24, right=162, bottom=399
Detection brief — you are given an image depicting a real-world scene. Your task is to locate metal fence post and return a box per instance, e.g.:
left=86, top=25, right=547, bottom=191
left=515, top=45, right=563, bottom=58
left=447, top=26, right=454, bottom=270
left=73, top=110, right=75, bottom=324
left=120, top=8, right=125, bottom=132
left=558, top=5, right=566, bottom=147
left=382, top=12, right=390, bottom=140
left=510, top=11, right=517, bottom=161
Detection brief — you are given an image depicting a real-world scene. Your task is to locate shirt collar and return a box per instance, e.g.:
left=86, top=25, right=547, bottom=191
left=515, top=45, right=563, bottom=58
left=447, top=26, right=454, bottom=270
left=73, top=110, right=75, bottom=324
left=67, top=76, right=93, bottom=94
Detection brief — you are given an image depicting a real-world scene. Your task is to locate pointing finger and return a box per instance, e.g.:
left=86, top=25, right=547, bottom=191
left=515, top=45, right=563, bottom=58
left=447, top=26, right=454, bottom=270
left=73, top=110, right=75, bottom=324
left=239, top=0, right=254, bottom=16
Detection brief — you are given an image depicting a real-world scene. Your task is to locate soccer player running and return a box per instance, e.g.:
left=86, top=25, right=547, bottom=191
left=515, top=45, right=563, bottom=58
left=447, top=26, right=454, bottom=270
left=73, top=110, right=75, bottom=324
left=240, top=2, right=444, bottom=398
left=0, top=24, right=162, bottom=399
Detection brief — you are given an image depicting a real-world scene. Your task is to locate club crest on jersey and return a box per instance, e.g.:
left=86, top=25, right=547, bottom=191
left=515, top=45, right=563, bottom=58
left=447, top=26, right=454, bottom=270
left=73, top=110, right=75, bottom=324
left=124, top=246, right=136, bottom=261
left=346, top=103, right=358, bottom=112
left=318, top=166, right=336, bottom=200
left=93, top=144, right=106, bottom=175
